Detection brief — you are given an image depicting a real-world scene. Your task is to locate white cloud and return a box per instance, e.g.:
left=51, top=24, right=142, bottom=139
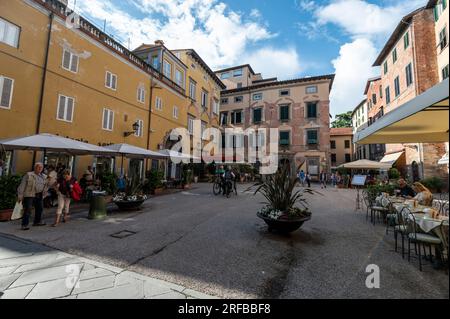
left=330, top=38, right=378, bottom=115
left=244, top=47, right=303, bottom=80
left=316, top=0, right=426, bottom=39
left=307, top=0, right=427, bottom=116
left=72, top=0, right=282, bottom=71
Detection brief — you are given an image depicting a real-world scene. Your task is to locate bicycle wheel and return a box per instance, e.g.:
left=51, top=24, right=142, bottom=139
left=213, top=182, right=221, bottom=195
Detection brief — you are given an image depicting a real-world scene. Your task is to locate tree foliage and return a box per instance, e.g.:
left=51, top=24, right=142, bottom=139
left=331, top=111, right=353, bottom=128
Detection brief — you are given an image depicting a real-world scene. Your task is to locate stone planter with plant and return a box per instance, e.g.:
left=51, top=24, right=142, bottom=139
left=144, top=169, right=164, bottom=195
left=113, top=179, right=147, bottom=211
left=249, top=165, right=316, bottom=233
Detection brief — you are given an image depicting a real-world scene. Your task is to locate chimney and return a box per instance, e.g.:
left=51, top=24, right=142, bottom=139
left=154, top=40, right=165, bottom=46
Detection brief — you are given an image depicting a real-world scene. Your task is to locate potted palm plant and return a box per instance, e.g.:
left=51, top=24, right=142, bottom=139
left=249, top=164, right=315, bottom=233
left=112, top=178, right=147, bottom=211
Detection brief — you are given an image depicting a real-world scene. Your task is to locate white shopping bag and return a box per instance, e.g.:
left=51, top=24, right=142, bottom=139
left=11, top=201, right=24, bottom=220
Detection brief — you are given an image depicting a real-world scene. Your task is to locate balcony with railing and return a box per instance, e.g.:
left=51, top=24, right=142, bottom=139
left=32, top=0, right=186, bottom=96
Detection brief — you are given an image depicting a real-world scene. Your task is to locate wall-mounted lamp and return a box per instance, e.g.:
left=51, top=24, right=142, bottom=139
left=124, top=121, right=140, bottom=137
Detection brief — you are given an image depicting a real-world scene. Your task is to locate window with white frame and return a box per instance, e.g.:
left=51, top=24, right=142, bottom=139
left=134, top=119, right=143, bottom=137
left=163, top=60, right=172, bottom=79
left=233, top=69, right=243, bottom=77
left=155, top=96, right=163, bottom=110
left=137, top=86, right=146, bottom=103
left=213, top=99, right=219, bottom=114
left=56, top=94, right=75, bottom=122
left=189, top=79, right=196, bottom=100
left=102, top=108, right=114, bottom=131
left=173, top=105, right=179, bottom=119
left=0, top=76, right=14, bottom=109
left=105, top=71, right=117, bottom=90
left=201, top=90, right=208, bottom=108
left=201, top=121, right=207, bottom=140
left=62, top=49, right=79, bottom=73
left=0, top=18, right=20, bottom=48
left=188, top=116, right=195, bottom=135
left=175, top=69, right=184, bottom=88
left=253, top=93, right=263, bottom=101
left=306, top=86, right=317, bottom=94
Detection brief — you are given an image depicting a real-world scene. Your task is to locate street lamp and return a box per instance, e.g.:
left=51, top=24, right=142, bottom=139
left=124, top=121, right=140, bottom=137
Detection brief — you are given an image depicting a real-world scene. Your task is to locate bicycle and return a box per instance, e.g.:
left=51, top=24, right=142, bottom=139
left=212, top=175, right=222, bottom=195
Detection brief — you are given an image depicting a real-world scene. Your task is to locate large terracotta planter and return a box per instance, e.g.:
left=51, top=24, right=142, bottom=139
left=257, top=212, right=311, bottom=233
left=0, top=209, right=13, bottom=222
left=154, top=188, right=164, bottom=195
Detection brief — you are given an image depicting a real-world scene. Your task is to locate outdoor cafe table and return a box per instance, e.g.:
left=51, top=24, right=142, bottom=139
left=392, top=202, right=449, bottom=253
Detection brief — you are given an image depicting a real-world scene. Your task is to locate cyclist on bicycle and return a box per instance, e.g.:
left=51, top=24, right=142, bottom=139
left=221, top=166, right=235, bottom=196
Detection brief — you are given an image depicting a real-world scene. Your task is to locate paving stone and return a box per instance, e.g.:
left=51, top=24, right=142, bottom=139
left=149, top=291, right=187, bottom=299
left=79, top=267, right=115, bottom=281
left=143, top=280, right=174, bottom=298
left=1, top=284, right=35, bottom=299
left=122, top=271, right=186, bottom=292
left=26, top=278, right=72, bottom=299
left=182, top=288, right=218, bottom=299
left=13, top=257, right=82, bottom=273
left=0, top=273, right=21, bottom=291
left=76, top=282, right=144, bottom=299
left=10, top=263, right=83, bottom=288
left=0, top=254, right=52, bottom=267
left=72, top=275, right=115, bottom=295
left=0, top=266, right=18, bottom=276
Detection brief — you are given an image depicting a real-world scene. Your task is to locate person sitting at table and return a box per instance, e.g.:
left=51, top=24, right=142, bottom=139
left=396, top=178, right=416, bottom=198
left=412, top=182, right=433, bottom=206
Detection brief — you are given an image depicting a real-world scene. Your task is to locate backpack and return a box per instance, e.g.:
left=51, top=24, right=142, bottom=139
left=71, top=180, right=82, bottom=201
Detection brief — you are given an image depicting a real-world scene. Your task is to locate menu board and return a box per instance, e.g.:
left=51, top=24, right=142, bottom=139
left=351, top=175, right=367, bottom=186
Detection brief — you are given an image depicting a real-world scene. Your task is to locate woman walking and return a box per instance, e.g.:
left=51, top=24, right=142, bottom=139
left=52, top=170, right=80, bottom=227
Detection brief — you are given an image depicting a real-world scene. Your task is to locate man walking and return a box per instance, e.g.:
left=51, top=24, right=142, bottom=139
left=17, top=162, right=48, bottom=230
left=298, top=169, right=306, bottom=186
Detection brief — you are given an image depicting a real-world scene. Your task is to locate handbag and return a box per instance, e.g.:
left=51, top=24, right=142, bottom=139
left=11, top=201, right=24, bottom=220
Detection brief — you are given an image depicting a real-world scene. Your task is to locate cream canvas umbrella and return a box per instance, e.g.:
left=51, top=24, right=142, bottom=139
left=103, top=143, right=169, bottom=175
left=0, top=133, right=115, bottom=155
left=338, top=159, right=392, bottom=170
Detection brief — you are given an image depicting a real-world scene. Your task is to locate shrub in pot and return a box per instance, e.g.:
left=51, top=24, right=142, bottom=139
left=143, top=169, right=164, bottom=194
left=248, top=164, right=316, bottom=233
left=420, top=177, right=445, bottom=193
left=0, top=175, right=22, bottom=221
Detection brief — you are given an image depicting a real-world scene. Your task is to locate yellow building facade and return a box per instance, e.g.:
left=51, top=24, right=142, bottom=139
left=0, top=0, right=222, bottom=179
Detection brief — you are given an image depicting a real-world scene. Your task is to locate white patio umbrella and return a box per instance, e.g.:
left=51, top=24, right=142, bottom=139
left=103, top=143, right=169, bottom=175
left=338, top=159, right=392, bottom=170
left=0, top=133, right=115, bottom=156
left=158, top=149, right=201, bottom=161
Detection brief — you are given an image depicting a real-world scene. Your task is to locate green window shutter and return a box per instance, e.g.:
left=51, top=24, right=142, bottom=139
left=307, top=103, right=317, bottom=118
left=307, top=130, right=318, bottom=144
left=434, top=6, right=439, bottom=22
left=253, top=109, right=262, bottom=123
left=279, top=132, right=289, bottom=145
left=443, top=0, right=447, bottom=10
left=280, top=105, right=289, bottom=121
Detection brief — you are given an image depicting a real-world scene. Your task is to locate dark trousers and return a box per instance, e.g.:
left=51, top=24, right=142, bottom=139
left=22, top=193, right=43, bottom=226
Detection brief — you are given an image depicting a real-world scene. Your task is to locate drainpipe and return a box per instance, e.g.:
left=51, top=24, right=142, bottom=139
left=32, top=12, right=54, bottom=169
left=146, top=75, right=155, bottom=172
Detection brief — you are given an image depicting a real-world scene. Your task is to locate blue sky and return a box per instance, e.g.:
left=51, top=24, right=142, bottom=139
left=69, top=0, right=427, bottom=117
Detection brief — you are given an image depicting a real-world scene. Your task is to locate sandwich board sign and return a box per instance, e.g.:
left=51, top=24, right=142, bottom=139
left=351, top=175, right=367, bottom=186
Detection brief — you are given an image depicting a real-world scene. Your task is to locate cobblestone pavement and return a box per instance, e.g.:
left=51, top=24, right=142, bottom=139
left=0, top=183, right=448, bottom=298
left=0, top=233, right=215, bottom=299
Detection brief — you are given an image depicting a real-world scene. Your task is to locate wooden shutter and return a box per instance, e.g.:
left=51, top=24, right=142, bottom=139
left=0, top=78, right=13, bottom=107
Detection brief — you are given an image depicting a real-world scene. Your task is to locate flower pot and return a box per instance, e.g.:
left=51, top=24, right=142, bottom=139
left=0, top=209, right=13, bottom=222
left=257, top=212, right=311, bottom=233
left=194, top=176, right=198, bottom=183
left=114, top=199, right=145, bottom=211
left=154, top=188, right=164, bottom=195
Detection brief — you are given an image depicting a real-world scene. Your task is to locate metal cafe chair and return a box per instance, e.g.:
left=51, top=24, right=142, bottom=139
left=394, top=206, right=411, bottom=259
left=407, top=212, right=443, bottom=272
